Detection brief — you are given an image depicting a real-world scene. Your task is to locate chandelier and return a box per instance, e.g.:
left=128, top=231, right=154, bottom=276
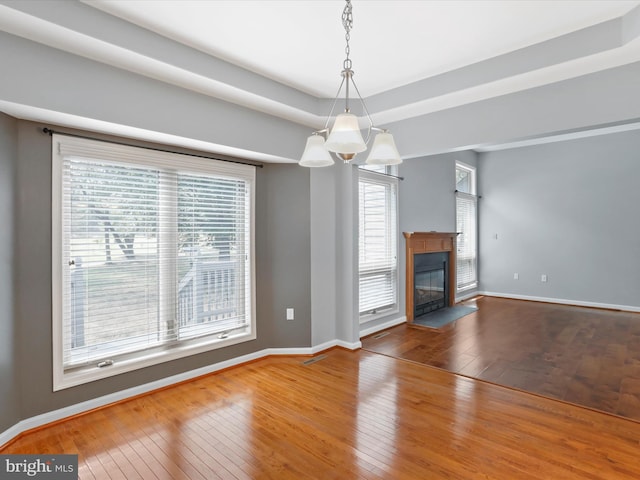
left=299, top=0, right=402, bottom=168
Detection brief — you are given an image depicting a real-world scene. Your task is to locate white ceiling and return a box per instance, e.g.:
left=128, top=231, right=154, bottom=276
left=85, top=0, right=640, bottom=98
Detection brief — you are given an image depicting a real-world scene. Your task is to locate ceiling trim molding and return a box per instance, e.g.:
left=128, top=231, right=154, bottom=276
left=475, top=119, right=640, bottom=152
left=0, top=99, right=296, bottom=164
left=2, top=1, right=640, bottom=161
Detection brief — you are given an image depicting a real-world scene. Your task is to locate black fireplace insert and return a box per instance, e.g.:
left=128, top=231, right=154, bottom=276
left=414, top=252, right=448, bottom=318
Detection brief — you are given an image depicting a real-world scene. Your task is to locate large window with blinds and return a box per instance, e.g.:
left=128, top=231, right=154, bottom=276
left=52, top=135, right=255, bottom=390
left=455, top=162, right=478, bottom=291
left=358, top=166, right=398, bottom=320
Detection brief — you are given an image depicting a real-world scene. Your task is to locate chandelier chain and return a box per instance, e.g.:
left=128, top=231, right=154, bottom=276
left=342, top=0, right=353, bottom=70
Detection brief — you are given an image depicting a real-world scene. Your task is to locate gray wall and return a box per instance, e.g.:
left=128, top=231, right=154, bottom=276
left=257, top=164, right=311, bottom=348
left=479, top=129, right=640, bottom=308
left=308, top=162, right=362, bottom=347
left=9, top=119, right=312, bottom=420
left=335, top=165, right=360, bottom=344
left=310, top=166, right=338, bottom=346
left=0, top=112, right=19, bottom=434
left=400, top=153, right=463, bottom=234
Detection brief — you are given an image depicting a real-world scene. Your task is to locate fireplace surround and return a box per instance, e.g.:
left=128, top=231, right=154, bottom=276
left=403, top=232, right=457, bottom=323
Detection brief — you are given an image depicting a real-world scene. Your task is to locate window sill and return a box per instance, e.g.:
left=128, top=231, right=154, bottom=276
left=53, top=329, right=255, bottom=391
left=457, top=283, right=478, bottom=293
left=359, top=306, right=399, bottom=325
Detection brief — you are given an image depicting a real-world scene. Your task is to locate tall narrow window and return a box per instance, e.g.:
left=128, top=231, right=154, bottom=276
left=52, top=135, right=255, bottom=390
left=455, top=162, right=478, bottom=291
left=358, top=166, right=398, bottom=319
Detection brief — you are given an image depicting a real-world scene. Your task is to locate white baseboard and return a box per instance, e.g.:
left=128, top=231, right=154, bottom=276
left=333, top=339, right=363, bottom=350
left=268, top=339, right=362, bottom=355
left=478, top=291, right=640, bottom=313
left=0, top=423, right=24, bottom=450
left=0, top=343, right=359, bottom=448
left=359, top=315, right=406, bottom=338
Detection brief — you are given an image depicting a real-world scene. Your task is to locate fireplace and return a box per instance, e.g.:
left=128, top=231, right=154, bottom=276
left=414, top=252, right=448, bottom=317
left=403, top=232, right=457, bottom=323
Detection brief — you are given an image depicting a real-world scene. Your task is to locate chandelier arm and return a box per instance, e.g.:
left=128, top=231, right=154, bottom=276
left=349, top=75, right=374, bottom=144
left=323, top=74, right=347, bottom=131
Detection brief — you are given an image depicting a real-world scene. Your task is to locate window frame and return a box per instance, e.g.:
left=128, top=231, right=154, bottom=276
left=455, top=161, right=478, bottom=292
left=51, top=135, right=256, bottom=391
left=358, top=165, right=400, bottom=323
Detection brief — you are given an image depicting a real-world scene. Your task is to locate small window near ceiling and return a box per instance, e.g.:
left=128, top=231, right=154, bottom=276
left=455, top=163, right=478, bottom=291
left=456, top=165, right=475, bottom=195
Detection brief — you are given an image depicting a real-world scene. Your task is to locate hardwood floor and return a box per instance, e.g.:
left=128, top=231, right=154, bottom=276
left=4, top=348, right=640, bottom=479
left=362, top=296, right=640, bottom=420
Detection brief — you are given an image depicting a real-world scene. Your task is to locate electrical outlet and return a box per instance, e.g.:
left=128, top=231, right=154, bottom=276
left=286, top=308, right=294, bottom=320
left=541, top=274, right=548, bottom=283
left=513, top=273, right=519, bottom=280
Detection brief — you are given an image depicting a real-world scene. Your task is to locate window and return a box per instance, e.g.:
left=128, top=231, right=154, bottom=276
left=52, top=135, right=255, bottom=390
left=358, top=166, right=398, bottom=319
left=455, top=162, right=477, bottom=291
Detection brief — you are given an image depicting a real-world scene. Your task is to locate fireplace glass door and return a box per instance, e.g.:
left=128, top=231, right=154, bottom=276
left=414, top=252, right=448, bottom=318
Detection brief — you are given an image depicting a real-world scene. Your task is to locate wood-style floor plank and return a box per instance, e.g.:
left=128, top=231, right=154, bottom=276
left=4, top=348, right=640, bottom=478
left=363, top=296, right=640, bottom=421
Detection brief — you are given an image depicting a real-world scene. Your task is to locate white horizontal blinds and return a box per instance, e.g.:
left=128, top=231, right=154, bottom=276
left=177, top=172, right=250, bottom=339
left=63, top=158, right=162, bottom=367
left=456, top=191, right=477, bottom=289
left=359, top=172, right=398, bottom=314
left=58, top=136, right=253, bottom=371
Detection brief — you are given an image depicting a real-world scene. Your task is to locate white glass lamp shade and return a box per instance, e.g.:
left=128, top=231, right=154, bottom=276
left=365, top=132, right=402, bottom=165
left=299, top=134, right=334, bottom=167
left=325, top=113, right=367, bottom=155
